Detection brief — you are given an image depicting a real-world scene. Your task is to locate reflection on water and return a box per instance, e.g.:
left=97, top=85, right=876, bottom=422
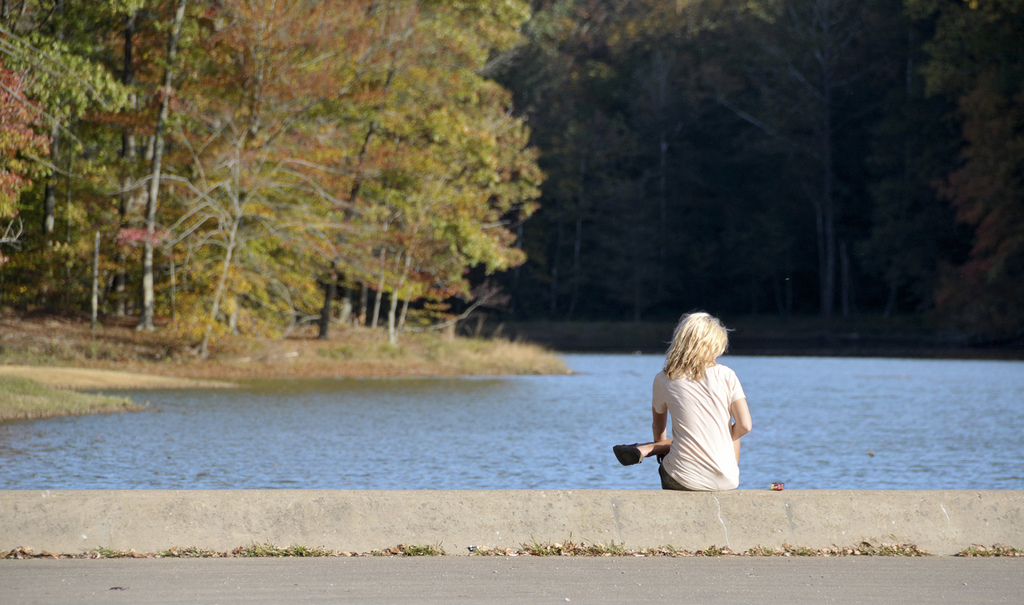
left=1, top=355, right=1022, bottom=490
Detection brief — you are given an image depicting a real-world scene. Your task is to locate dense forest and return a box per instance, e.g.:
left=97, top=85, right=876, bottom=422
left=1, top=0, right=1022, bottom=347
left=497, top=0, right=1023, bottom=338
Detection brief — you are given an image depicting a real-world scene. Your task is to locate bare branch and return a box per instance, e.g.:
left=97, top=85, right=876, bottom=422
left=712, top=92, right=819, bottom=160
left=0, top=216, right=24, bottom=247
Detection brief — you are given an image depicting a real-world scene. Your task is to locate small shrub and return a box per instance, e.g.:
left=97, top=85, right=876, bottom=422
left=317, top=346, right=355, bottom=360
left=520, top=537, right=629, bottom=557
left=400, top=543, right=445, bottom=556
left=159, top=546, right=217, bottom=558
left=233, top=543, right=333, bottom=557
left=957, top=544, right=1022, bottom=557
left=695, top=545, right=734, bottom=556
left=376, top=343, right=402, bottom=358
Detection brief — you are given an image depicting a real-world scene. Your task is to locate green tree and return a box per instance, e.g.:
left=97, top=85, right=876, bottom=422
left=1, top=1, right=134, bottom=309
left=150, top=0, right=540, bottom=352
left=0, top=63, right=49, bottom=256
left=317, top=0, right=540, bottom=338
left=137, top=0, right=187, bottom=330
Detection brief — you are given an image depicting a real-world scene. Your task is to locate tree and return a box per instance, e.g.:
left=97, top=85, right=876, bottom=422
left=498, top=0, right=813, bottom=320
left=136, top=0, right=186, bottom=330
left=1, top=1, right=133, bottom=309
left=314, top=0, right=540, bottom=337
left=859, top=14, right=963, bottom=317
left=909, top=0, right=1024, bottom=336
left=146, top=0, right=540, bottom=353
left=708, top=0, right=878, bottom=318
left=163, top=0, right=375, bottom=352
left=0, top=63, right=49, bottom=255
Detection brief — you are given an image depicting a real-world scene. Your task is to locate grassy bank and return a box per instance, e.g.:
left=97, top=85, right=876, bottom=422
left=0, top=375, right=142, bottom=422
left=0, top=313, right=569, bottom=381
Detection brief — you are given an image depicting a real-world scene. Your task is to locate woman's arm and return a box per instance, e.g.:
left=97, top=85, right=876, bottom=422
left=729, top=398, right=751, bottom=463
left=652, top=406, right=668, bottom=443
left=729, top=397, right=752, bottom=441
left=651, top=406, right=671, bottom=463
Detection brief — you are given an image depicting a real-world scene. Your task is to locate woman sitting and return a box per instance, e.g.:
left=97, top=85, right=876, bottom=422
left=613, top=312, right=752, bottom=491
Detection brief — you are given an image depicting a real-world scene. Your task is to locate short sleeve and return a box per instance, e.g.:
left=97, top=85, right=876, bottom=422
left=727, top=368, right=746, bottom=403
left=652, top=372, right=668, bottom=413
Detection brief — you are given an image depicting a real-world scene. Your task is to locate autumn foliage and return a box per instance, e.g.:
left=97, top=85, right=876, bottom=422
left=0, top=0, right=539, bottom=348
left=1, top=0, right=1022, bottom=342
left=0, top=64, right=48, bottom=219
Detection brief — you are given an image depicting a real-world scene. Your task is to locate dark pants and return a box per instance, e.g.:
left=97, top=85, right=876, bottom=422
left=659, top=464, right=696, bottom=491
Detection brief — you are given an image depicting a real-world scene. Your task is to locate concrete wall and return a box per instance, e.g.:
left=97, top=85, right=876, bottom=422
left=2, top=490, right=1022, bottom=555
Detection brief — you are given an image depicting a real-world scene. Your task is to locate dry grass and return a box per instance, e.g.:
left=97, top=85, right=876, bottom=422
left=0, top=312, right=569, bottom=381
left=957, top=544, right=1023, bottom=557
left=471, top=539, right=932, bottom=558
left=3, top=540, right=965, bottom=560
left=0, top=375, right=142, bottom=422
left=4, top=543, right=447, bottom=559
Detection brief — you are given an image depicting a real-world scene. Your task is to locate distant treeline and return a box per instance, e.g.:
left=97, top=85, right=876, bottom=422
left=493, top=0, right=1023, bottom=340
left=0, top=1, right=1022, bottom=345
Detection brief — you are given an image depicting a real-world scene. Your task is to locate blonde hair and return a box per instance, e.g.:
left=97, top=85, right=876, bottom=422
left=663, top=312, right=729, bottom=381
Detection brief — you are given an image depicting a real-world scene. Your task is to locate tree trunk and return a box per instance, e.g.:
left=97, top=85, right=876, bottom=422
left=62, top=150, right=72, bottom=311
left=567, top=157, right=585, bottom=320
left=550, top=199, right=562, bottom=314
left=840, top=239, right=851, bottom=318
left=630, top=228, right=643, bottom=323
left=169, top=257, right=176, bottom=325
left=510, top=223, right=522, bottom=314
left=388, top=253, right=411, bottom=344
left=114, top=189, right=130, bottom=316
left=387, top=286, right=399, bottom=344
left=200, top=217, right=238, bottom=357
left=398, top=285, right=411, bottom=332
left=91, top=231, right=100, bottom=330
left=358, top=281, right=368, bottom=326
left=658, top=134, right=668, bottom=272
left=819, top=60, right=836, bottom=319
left=42, top=122, right=60, bottom=242
left=318, top=265, right=338, bottom=339
left=883, top=276, right=898, bottom=318
left=339, top=292, right=353, bottom=325
left=138, top=0, right=187, bottom=331
left=567, top=215, right=582, bottom=320
left=41, top=0, right=63, bottom=247
left=115, top=12, right=138, bottom=317
left=371, top=250, right=386, bottom=328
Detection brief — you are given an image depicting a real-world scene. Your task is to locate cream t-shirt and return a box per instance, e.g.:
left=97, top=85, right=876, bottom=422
left=652, top=364, right=746, bottom=491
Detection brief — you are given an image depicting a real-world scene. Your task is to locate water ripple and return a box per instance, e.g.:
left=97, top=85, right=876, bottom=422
left=1, top=355, right=1022, bottom=490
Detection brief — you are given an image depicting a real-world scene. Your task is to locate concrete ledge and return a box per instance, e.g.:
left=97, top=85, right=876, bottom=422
left=2, top=490, right=1022, bottom=555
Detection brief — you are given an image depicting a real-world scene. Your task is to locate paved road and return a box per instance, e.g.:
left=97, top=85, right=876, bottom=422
left=1, top=556, right=1022, bottom=604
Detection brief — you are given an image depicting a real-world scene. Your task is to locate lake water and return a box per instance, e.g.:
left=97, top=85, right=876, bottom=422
left=1, top=355, right=1022, bottom=490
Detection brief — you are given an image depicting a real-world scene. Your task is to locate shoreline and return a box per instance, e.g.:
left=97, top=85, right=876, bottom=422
left=503, top=320, right=1024, bottom=359
left=0, top=314, right=571, bottom=387
left=0, top=365, right=235, bottom=391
